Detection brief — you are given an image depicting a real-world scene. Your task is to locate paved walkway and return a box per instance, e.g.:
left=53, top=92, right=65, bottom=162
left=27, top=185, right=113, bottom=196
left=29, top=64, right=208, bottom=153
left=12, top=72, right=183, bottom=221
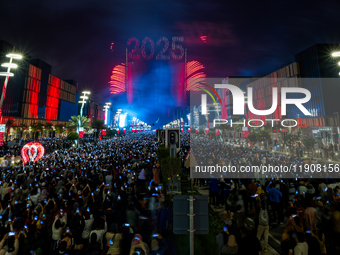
left=195, top=185, right=280, bottom=255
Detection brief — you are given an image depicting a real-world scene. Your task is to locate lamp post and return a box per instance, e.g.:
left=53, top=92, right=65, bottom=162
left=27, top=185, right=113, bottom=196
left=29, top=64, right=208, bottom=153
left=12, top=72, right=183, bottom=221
left=76, top=91, right=90, bottom=147
left=331, top=51, right=340, bottom=145
left=0, top=53, right=22, bottom=122
left=79, top=91, right=90, bottom=118
left=103, top=102, right=111, bottom=126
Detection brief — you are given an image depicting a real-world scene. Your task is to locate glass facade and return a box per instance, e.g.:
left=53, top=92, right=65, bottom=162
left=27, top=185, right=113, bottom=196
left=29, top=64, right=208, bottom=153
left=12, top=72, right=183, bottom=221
left=21, top=65, right=41, bottom=118
left=46, top=75, right=77, bottom=120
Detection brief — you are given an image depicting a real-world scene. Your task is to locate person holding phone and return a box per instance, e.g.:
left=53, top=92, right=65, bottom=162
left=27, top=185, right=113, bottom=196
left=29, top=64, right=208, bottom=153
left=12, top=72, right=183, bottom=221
left=150, top=233, right=168, bottom=255
left=105, top=223, right=123, bottom=255
left=51, top=213, right=67, bottom=252
left=0, top=232, right=20, bottom=254
left=89, top=215, right=107, bottom=250
left=81, top=210, right=94, bottom=244
left=130, top=234, right=149, bottom=255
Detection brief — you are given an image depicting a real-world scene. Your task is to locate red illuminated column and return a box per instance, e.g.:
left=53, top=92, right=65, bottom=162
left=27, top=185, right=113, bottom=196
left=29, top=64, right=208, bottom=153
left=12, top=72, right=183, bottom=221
left=0, top=124, right=5, bottom=146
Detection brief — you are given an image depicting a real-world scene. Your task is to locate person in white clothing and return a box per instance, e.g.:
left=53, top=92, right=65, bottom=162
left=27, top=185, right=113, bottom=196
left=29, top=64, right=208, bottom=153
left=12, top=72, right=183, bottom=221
left=294, top=233, right=308, bottom=255
left=52, top=213, right=67, bottom=241
left=82, top=210, right=94, bottom=241
left=89, top=215, right=107, bottom=249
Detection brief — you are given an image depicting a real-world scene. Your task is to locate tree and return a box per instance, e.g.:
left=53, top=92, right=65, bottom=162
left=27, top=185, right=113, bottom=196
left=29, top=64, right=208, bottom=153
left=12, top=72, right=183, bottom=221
left=67, top=131, right=79, bottom=141
left=5, top=117, right=15, bottom=141
left=92, top=119, right=105, bottom=137
left=247, top=132, right=258, bottom=146
left=162, top=156, right=182, bottom=194
left=44, top=122, right=53, bottom=137
left=257, top=130, right=271, bottom=149
left=300, top=127, right=312, bottom=138
left=30, top=122, right=44, bottom=139
left=157, top=146, right=170, bottom=163
left=106, top=129, right=117, bottom=137
left=283, top=134, right=299, bottom=153
left=55, top=124, right=65, bottom=137
left=16, top=124, right=28, bottom=139
left=67, top=115, right=91, bottom=131
left=302, top=137, right=316, bottom=158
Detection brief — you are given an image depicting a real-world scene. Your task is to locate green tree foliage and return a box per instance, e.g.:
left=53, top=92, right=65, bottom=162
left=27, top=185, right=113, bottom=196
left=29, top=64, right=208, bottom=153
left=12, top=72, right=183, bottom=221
left=106, top=129, right=117, bottom=137
left=67, top=115, right=91, bottom=131
left=283, top=134, right=300, bottom=153
left=55, top=124, right=65, bottom=137
left=302, top=137, right=316, bottom=157
left=30, top=122, right=44, bottom=138
left=247, top=132, right=258, bottom=145
left=162, top=156, right=182, bottom=194
left=67, top=131, right=79, bottom=141
left=44, top=122, right=53, bottom=136
left=92, top=119, right=105, bottom=131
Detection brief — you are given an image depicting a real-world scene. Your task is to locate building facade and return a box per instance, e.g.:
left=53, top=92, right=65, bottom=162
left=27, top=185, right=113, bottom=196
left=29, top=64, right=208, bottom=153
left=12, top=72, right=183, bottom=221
left=0, top=40, right=79, bottom=126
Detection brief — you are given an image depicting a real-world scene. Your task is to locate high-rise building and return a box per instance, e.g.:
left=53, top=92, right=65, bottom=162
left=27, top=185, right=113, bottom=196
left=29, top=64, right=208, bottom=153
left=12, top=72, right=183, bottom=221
left=0, top=40, right=79, bottom=126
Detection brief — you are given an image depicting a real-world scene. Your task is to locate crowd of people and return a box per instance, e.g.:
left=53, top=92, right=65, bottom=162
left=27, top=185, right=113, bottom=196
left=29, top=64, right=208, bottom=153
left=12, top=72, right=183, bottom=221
left=189, top=135, right=340, bottom=255
left=1, top=130, right=340, bottom=254
left=0, top=133, right=176, bottom=255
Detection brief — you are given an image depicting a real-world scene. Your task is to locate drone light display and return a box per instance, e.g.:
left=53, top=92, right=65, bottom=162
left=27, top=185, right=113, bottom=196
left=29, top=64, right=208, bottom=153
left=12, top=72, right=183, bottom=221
left=186, top=60, right=206, bottom=91
left=21, top=142, right=45, bottom=165
left=109, top=63, right=126, bottom=94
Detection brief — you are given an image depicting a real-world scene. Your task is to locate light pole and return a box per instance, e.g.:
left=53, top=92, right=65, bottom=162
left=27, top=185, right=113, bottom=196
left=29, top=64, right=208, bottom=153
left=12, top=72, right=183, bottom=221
left=331, top=51, right=340, bottom=145
left=79, top=91, right=90, bottom=118
left=0, top=53, right=22, bottom=122
left=77, top=91, right=90, bottom=147
left=103, top=102, right=111, bottom=126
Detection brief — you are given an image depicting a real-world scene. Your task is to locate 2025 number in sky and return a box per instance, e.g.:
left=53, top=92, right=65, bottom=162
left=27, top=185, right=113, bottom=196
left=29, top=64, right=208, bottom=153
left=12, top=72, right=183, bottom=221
left=127, top=36, right=184, bottom=61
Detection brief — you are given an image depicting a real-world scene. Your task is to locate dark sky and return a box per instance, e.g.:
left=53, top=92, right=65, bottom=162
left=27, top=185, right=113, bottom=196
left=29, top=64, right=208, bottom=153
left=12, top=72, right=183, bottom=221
left=1, top=0, right=340, bottom=103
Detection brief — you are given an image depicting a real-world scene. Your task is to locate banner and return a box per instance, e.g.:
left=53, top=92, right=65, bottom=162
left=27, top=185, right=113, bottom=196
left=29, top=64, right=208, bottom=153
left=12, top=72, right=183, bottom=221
left=78, top=127, right=84, bottom=139
left=242, top=127, right=249, bottom=138
left=101, top=129, right=106, bottom=136
left=0, top=124, right=5, bottom=146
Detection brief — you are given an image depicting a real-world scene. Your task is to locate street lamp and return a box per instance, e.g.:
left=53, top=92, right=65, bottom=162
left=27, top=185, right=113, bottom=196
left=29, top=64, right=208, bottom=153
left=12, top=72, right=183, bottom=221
left=78, top=91, right=90, bottom=135
left=79, top=91, right=90, bottom=118
left=0, top=53, right=22, bottom=122
left=331, top=52, right=340, bottom=75
left=103, top=102, right=111, bottom=125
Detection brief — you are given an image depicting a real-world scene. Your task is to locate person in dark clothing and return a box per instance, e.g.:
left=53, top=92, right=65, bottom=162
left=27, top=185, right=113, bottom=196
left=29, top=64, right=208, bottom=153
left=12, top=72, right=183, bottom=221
left=209, top=178, right=220, bottom=206
left=238, top=223, right=262, bottom=255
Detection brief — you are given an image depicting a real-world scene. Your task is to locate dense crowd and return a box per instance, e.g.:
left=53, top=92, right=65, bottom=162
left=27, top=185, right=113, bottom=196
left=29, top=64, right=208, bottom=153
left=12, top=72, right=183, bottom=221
left=0, top=133, right=176, bottom=255
left=189, top=136, right=340, bottom=255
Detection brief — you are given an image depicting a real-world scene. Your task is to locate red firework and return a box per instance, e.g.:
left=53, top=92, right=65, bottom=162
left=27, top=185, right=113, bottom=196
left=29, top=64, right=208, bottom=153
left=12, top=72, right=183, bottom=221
left=186, top=60, right=206, bottom=91
left=109, top=63, right=126, bottom=94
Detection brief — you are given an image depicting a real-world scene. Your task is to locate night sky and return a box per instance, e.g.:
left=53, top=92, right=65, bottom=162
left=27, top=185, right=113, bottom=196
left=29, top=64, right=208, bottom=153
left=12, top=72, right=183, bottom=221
left=1, top=0, right=340, bottom=103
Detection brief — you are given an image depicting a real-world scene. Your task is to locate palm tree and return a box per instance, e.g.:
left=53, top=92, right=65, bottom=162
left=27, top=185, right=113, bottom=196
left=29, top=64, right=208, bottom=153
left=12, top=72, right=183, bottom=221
left=5, top=117, right=15, bottom=141
left=44, top=122, right=53, bottom=137
left=55, top=124, right=65, bottom=137
left=30, top=122, right=44, bottom=139
left=67, top=115, right=91, bottom=131
left=16, top=124, right=28, bottom=139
